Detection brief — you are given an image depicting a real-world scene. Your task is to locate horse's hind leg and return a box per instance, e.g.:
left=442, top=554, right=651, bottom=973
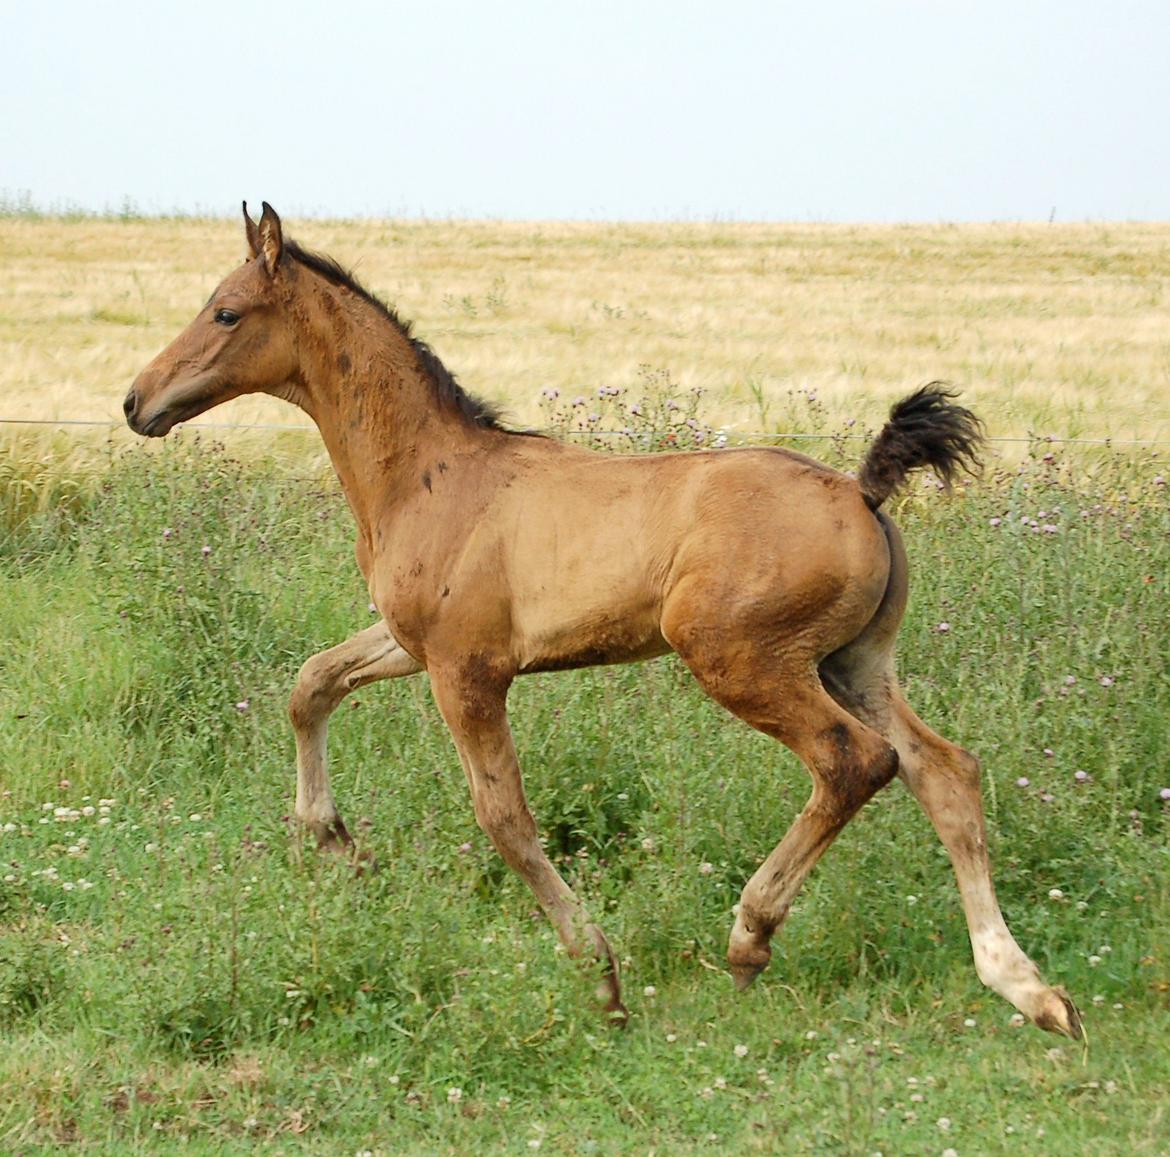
left=288, top=620, right=422, bottom=853
left=664, top=616, right=900, bottom=987
left=722, top=682, right=898, bottom=986
left=887, top=696, right=1082, bottom=1037
left=822, top=645, right=1082, bottom=1038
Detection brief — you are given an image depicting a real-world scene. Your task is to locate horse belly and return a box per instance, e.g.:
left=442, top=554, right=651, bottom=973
left=516, top=610, right=671, bottom=674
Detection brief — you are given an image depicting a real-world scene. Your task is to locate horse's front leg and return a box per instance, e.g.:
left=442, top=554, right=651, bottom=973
left=429, top=663, right=629, bottom=1025
left=288, top=620, right=422, bottom=854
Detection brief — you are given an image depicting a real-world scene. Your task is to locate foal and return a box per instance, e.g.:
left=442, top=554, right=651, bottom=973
left=125, top=204, right=1081, bottom=1038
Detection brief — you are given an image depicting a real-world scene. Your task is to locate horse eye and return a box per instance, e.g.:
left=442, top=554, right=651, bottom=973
left=214, top=308, right=241, bottom=326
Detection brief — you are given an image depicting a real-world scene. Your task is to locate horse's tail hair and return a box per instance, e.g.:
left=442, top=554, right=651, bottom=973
left=857, top=384, right=984, bottom=511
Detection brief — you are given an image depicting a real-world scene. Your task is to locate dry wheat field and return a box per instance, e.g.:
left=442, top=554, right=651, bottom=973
left=3, top=215, right=1169, bottom=453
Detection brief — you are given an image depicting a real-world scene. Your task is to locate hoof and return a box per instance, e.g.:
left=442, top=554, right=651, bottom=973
left=730, top=961, right=766, bottom=992
left=1034, top=986, right=1083, bottom=1040
left=602, top=993, right=631, bottom=1029
left=349, top=847, right=379, bottom=877
left=728, top=913, right=772, bottom=990
left=310, top=820, right=377, bottom=875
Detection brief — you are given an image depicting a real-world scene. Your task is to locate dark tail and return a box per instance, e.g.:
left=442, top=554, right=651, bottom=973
left=857, top=384, right=984, bottom=511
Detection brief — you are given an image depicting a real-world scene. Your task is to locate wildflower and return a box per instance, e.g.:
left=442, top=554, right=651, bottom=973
left=163, top=527, right=173, bottom=539
left=937, top=1117, right=952, bottom=1131
left=1159, top=788, right=1170, bottom=801
left=1073, top=770, right=1091, bottom=784
left=1043, top=748, right=1054, bottom=759
left=446, top=1087, right=463, bottom=1104
left=1099, top=675, right=1114, bottom=687
left=643, top=985, right=657, bottom=998
left=201, top=545, right=211, bottom=557
left=734, top=1043, right=749, bottom=1058
left=235, top=699, right=250, bottom=713
left=1088, top=955, right=1102, bottom=966
left=936, top=622, right=950, bottom=633
left=906, top=894, right=918, bottom=905
left=963, top=1017, right=976, bottom=1028
left=497, top=1095, right=511, bottom=1109
left=989, top=517, right=1002, bottom=527
left=1048, top=888, right=1064, bottom=900
left=189, top=813, right=202, bottom=822
left=458, top=842, right=472, bottom=854
left=699, top=862, right=714, bottom=875
left=1009, top=1013, right=1026, bottom=1027
left=1016, top=777, right=1030, bottom=788
left=665, top=1032, right=677, bottom=1043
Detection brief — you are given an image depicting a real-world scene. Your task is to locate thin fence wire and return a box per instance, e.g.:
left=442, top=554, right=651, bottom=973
left=3, top=416, right=1169, bottom=447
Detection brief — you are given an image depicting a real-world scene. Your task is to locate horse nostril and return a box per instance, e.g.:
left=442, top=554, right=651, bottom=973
left=123, top=390, right=137, bottom=420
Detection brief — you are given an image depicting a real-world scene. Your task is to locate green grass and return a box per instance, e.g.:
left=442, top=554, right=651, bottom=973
left=1, top=433, right=1169, bottom=1153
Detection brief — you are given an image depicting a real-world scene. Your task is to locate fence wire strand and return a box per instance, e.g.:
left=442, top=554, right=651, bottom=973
left=2, top=416, right=1168, bottom=447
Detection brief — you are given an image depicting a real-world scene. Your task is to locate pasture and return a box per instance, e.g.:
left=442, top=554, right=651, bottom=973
left=2, top=213, right=1170, bottom=1152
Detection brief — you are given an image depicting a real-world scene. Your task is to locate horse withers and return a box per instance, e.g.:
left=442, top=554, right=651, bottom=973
left=124, top=204, right=1081, bottom=1038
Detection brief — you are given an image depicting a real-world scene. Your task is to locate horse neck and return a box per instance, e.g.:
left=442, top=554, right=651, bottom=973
left=288, top=282, right=488, bottom=529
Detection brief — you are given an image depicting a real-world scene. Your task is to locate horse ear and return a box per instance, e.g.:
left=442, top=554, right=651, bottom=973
left=243, top=201, right=261, bottom=258
left=257, top=202, right=284, bottom=276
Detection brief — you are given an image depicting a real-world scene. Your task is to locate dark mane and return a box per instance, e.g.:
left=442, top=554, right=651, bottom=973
left=284, top=240, right=506, bottom=431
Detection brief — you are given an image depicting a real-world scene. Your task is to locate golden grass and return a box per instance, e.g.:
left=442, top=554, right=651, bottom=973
left=3, top=215, right=1169, bottom=458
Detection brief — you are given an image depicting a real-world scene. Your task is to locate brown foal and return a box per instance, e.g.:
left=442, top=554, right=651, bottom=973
left=124, top=204, right=1081, bottom=1038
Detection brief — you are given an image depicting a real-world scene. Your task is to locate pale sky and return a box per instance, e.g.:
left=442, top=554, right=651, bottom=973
left=2, top=0, right=1167, bottom=222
